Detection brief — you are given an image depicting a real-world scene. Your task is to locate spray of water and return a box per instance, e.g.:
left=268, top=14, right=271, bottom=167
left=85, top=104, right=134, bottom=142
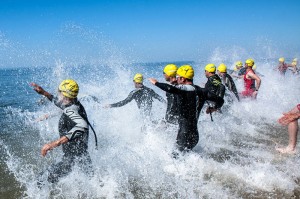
left=1, top=26, right=300, bottom=198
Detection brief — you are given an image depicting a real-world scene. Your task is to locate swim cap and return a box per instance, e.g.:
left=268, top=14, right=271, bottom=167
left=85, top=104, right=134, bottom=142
left=163, top=64, right=177, bottom=77
left=133, top=73, right=143, bottom=83
left=217, top=63, right=227, bottom=73
left=245, top=59, right=255, bottom=67
left=58, top=79, right=79, bottom=98
left=205, top=63, right=216, bottom=73
left=292, top=58, right=297, bottom=66
left=235, top=61, right=243, bottom=67
left=279, top=57, right=285, bottom=63
left=176, top=65, right=194, bottom=80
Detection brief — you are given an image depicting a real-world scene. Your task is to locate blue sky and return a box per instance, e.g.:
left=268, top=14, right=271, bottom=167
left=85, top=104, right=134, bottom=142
left=0, top=0, right=300, bottom=67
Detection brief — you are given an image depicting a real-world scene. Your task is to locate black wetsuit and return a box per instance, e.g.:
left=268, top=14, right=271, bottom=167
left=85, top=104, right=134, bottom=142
left=165, top=84, right=179, bottom=124
left=154, top=83, right=199, bottom=152
left=110, top=85, right=165, bottom=118
left=238, top=67, right=246, bottom=76
left=46, top=96, right=92, bottom=183
left=194, top=85, right=224, bottom=119
left=221, top=73, right=240, bottom=101
left=205, top=74, right=225, bottom=99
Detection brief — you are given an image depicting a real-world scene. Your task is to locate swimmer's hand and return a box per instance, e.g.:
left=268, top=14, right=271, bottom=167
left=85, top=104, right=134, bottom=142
left=206, top=107, right=217, bottom=114
left=148, top=78, right=158, bottom=85
left=30, top=82, right=46, bottom=95
left=30, top=82, right=52, bottom=99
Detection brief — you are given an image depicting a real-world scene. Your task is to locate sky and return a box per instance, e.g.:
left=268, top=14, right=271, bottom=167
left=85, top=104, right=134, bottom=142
left=0, top=0, right=300, bottom=68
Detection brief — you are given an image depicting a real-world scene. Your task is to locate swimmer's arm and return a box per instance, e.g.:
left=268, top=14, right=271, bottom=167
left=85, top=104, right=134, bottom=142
left=248, top=73, right=261, bottom=91
left=109, top=91, right=135, bottom=108
left=30, top=82, right=53, bottom=101
left=151, top=90, right=166, bottom=103
left=41, top=136, right=68, bottom=157
left=155, top=82, right=184, bottom=94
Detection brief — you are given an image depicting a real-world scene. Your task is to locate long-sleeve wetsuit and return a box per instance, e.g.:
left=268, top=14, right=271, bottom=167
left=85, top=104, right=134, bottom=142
left=165, top=85, right=179, bottom=124
left=110, top=85, right=166, bottom=117
left=221, top=73, right=240, bottom=101
left=238, top=67, right=246, bottom=76
left=45, top=96, right=92, bottom=183
left=154, top=82, right=199, bottom=151
left=205, top=74, right=225, bottom=99
left=194, top=85, right=224, bottom=119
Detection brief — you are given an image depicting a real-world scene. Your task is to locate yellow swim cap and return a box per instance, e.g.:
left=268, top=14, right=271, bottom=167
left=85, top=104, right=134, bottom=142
left=133, top=73, right=143, bottom=83
left=176, top=65, right=194, bottom=80
left=163, top=64, right=177, bottom=77
left=279, top=57, right=285, bottom=63
left=245, top=59, right=255, bottom=67
left=58, top=79, right=79, bottom=98
left=205, top=63, right=216, bottom=73
left=292, top=58, right=297, bottom=66
left=217, top=63, right=227, bottom=73
left=235, top=61, right=243, bottom=67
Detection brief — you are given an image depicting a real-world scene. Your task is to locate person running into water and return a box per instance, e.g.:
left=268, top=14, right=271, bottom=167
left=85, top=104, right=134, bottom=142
left=31, top=80, right=93, bottom=184
left=276, top=104, right=300, bottom=154
left=276, top=57, right=293, bottom=75
left=163, top=64, right=179, bottom=124
left=204, top=63, right=225, bottom=113
left=104, top=73, right=166, bottom=120
left=240, top=59, right=261, bottom=99
left=217, top=63, right=240, bottom=101
left=291, top=58, right=298, bottom=74
left=149, top=65, right=199, bottom=154
left=231, top=61, right=245, bottom=78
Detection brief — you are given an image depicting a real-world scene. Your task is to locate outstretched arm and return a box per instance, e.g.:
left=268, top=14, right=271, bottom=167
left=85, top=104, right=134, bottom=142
left=152, top=91, right=167, bottom=103
left=109, top=91, right=135, bottom=108
left=30, top=82, right=53, bottom=100
left=148, top=78, right=184, bottom=94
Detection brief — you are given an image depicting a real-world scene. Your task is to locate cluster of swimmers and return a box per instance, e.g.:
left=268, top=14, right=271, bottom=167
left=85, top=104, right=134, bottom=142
left=30, top=57, right=299, bottom=185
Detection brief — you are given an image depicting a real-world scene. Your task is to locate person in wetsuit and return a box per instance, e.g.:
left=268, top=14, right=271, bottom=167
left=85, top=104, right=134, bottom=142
left=149, top=65, right=199, bottom=153
left=204, top=63, right=225, bottom=114
left=31, top=80, right=92, bottom=184
left=163, top=64, right=179, bottom=124
left=231, top=61, right=244, bottom=78
left=276, top=104, right=300, bottom=154
left=240, top=59, right=261, bottom=99
left=217, top=63, right=240, bottom=101
left=105, top=73, right=166, bottom=119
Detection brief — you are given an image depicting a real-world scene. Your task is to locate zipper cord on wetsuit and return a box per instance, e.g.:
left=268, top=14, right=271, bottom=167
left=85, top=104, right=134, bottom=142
left=206, top=101, right=214, bottom=122
left=87, top=120, right=98, bottom=150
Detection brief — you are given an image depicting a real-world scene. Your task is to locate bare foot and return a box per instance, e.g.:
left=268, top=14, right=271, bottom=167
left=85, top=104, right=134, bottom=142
left=276, top=147, right=296, bottom=154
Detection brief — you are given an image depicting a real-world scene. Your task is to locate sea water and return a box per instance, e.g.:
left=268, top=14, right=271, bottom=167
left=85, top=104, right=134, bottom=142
left=0, top=59, right=300, bottom=199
